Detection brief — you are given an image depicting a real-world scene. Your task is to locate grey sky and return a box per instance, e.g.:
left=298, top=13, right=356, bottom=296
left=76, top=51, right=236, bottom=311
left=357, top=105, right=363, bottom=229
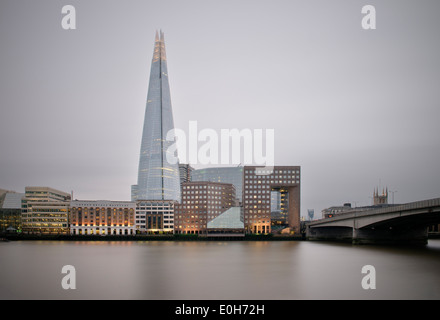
left=1, top=0, right=439, bottom=217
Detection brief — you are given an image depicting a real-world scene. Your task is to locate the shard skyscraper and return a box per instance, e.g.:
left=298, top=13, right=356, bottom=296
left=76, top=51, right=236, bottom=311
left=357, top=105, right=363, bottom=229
left=132, top=31, right=181, bottom=202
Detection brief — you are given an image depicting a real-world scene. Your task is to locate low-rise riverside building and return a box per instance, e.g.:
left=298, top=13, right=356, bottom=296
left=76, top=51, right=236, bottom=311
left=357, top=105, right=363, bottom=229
left=69, top=200, right=136, bottom=236
left=21, top=187, right=71, bottom=235
left=135, top=200, right=176, bottom=234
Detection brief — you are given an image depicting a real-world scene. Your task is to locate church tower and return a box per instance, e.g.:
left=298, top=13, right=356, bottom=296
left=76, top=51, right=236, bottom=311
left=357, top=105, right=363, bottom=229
left=373, top=187, right=388, bottom=205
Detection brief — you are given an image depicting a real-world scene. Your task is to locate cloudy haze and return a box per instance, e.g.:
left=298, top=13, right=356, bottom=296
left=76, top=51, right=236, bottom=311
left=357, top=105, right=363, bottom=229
left=1, top=0, right=439, bottom=217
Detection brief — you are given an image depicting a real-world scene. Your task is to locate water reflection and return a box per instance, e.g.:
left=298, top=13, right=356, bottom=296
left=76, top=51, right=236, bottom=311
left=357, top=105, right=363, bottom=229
left=1, top=240, right=439, bottom=300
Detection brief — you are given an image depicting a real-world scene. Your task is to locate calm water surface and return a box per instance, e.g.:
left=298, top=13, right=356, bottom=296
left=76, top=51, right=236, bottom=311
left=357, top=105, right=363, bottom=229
left=1, top=240, right=440, bottom=300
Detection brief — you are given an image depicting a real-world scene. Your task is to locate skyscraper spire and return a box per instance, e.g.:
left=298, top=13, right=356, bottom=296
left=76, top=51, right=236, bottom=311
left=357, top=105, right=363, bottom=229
left=153, top=30, right=161, bottom=63
left=160, top=30, right=167, bottom=61
left=132, top=31, right=181, bottom=202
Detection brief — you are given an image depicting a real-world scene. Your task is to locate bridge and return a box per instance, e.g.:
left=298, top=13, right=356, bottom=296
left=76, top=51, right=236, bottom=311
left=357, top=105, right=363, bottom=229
left=306, top=197, right=440, bottom=244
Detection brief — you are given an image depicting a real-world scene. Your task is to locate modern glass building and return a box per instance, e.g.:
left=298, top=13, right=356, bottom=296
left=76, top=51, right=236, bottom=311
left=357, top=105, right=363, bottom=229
left=206, top=207, right=245, bottom=238
left=179, top=163, right=194, bottom=186
left=191, top=166, right=243, bottom=205
left=132, top=31, right=181, bottom=202
left=0, top=192, right=24, bottom=233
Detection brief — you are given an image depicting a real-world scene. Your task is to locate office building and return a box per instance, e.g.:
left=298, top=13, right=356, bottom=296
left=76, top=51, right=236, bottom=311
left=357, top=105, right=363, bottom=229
left=21, top=187, right=71, bottom=235
left=174, top=181, right=236, bottom=235
left=0, top=191, right=24, bottom=232
left=243, top=166, right=301, bottom=234
left=191, top=166, right=243, bottom=205
left=179, top=163, right=193, bottom=186
left=0, top=189, right=14, bottom=206
left=135, top=200, right=176, bottom=234
left=132, top=31, right=181, bottom=202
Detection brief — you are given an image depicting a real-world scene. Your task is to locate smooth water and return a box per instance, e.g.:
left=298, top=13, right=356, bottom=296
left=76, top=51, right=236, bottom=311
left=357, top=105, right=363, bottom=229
left=1, top=240, right=440, bottom=300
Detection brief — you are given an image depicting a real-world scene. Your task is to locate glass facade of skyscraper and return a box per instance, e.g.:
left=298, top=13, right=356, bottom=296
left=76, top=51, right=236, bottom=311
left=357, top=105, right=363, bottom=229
left=133, top=31, right=181, bottom=202
left=191, top=166, right=243, bottom=205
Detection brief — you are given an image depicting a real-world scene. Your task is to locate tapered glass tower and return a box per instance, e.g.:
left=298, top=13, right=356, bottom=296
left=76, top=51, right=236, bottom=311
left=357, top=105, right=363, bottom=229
left=132, top=31, right=181, bottom=202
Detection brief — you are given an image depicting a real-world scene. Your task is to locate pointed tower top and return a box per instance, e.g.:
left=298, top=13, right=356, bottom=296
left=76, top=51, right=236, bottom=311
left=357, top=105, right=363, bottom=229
left=134, top=31, right=181, bottom=202
left=159, top=30, right=167, bottom=61
left=152, top=30, right=162, bottom=62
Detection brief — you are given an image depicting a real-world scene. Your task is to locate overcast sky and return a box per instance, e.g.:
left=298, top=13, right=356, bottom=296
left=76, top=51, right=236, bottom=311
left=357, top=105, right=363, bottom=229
left=1, top=0, right=439, bottom=217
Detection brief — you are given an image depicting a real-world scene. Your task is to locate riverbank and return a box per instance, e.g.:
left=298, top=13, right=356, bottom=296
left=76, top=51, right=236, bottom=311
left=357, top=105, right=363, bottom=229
left=0, top=233, right=305, bottom=242
left=2, top=232, right=438, bottom=243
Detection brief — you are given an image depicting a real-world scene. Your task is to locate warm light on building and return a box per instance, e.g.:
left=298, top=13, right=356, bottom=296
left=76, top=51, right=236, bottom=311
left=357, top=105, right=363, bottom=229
left=135, top=200, right=176, bottom=234
left=243, top=166, right=301, bottom=234
left=21, top=187, right=71, bottom=235
left=70, top=200, right=136, bottom=236
left=174, top=181, right=237, bottom=235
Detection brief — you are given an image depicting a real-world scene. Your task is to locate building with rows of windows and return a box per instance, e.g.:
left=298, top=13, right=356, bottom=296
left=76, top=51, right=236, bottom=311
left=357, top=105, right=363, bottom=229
left=0, top=191, right=24, bottom=233
left=69, top=200, right=136, bottom=236
left=191, top=166, right=243, bottom=206
left=135, top=200, right=176, bottom=234
left=174, top=181, right=237, bottom=235
left=21, top=187, right=71, bottom=235
left=243, top=166, right=301, bottom=234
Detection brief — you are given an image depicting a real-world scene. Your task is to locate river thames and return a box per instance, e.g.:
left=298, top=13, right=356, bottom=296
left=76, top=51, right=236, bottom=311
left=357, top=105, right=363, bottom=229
left=1, top=240, right=439, bottom=300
